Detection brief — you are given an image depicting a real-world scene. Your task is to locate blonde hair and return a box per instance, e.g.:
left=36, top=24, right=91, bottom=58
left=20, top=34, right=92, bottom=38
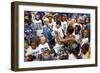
left=43, top=17, right=49, bottom=22
left=39, top=35, right=48, bottom=44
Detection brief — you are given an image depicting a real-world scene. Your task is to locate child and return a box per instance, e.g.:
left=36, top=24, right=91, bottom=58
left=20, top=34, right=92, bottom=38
left=85, top=17, right=90, bottom=42
left=69, top=18, right=76, bottom=27
left=52, top=21, right=64, bottom=54
left=80, top=43, right=90, bottom=59
left=24, top=38, right=36, bottom=61
left=24, top=38, right=29, bottom=56
left=82, top=29, right=89, bottom=46
left=68, top=42, right=81, bottom=60
left=48, top=14, right=54, bottom=32
left=24, top=19, right=33, bottom=43
left=69, top=18, right=82, bottom=28
left=34, top=14, right=43, bottom=36
left=25, top=38, right=40, bottom=61
left=53, top=15, right=62, bottom=30
left=73, top=25, right=82, bottom=44
left=38, top=35, right=50, bottom=53
left=56, top=47, right=68, bottom=60
left=39, top=49, right=54, bottom=61
left=30, top=38, right=41, bottom=60
left=53, top=21, right=64, bottom=38
left=85, top=17, right=90, bottom=31
left=24, top=55, right=36, bottom=62
left=43, top=18, right=53, bottom=46
left=61, top=14, right=68, bottom=35
left=38, top=36, right=54, bottom=60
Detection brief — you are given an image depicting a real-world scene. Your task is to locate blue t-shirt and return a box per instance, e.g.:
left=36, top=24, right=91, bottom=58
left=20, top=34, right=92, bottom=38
left=85, top=23, right=90, bottom=31
left=43, top=26, right=53, bottom=45
left=24, top=25, right=33, bottom=42
left=85, top=23, right=90, bottom=42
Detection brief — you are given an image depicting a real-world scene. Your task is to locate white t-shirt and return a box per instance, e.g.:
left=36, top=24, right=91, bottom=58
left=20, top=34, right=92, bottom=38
left=31, top=49, right=40, bottom=57
left=25, top=46, right=40, bottom=57
left=73, top=33, right=81, bottom=43
left=34, top=19, right=43, bottom=36
left=52, top=27, right=64, bottom=38
left=68, top=53, right=77, bottom=60
left=34, top=20, right=42, bottom=27
left=80, top=52, right=88, bottom=59
left=61, top=21, right=68, bottom=31
left=52, top=27, right=64, bottom=44
left=48, top=23, right=54, bottom=31
left=52, top=22, right=56, bottom=29
left=25, top=46, right=32, bottom=56
left=37, top=43, right=50, bottom=54
left=53, top=44, right=63, bottom=54
left=82, top=37, right=89, bottom=45
left=78, top=49, right=88, bottom=59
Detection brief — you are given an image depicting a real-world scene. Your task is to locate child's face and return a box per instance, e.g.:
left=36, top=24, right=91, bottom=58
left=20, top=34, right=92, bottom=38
left=81, top=43, right=89, bottom=54
left=35, top=15, right=40, bottom=20
left=83, top=30, right=89, bottom=38
left=48, top=16, right=52, bottom=20
left=62, top=16, right=66, bottom=21
left=42, top=50, right=50, bottom=60
left=25, top=55, right=34, bottom=61
left=31, top=42, right=36, bottom=50
left=40, top=37, right=46, bottom=44
left=78, top=15, right=83, bottom=20
left=43, top=20, right=49, bottom=25
left=54, top=16, right=57, bottom=22
left=70, top=18, right=75, bottom=25
left=81, top=48, right=87, bottom=54
left=24, top=42, right=29, bottom=49
left=57, top=16, right=62, bottom=21
left=75, top=27, right=79, bottom=33
left=56, top=24, right=60, bottom=28
left=86, top=18, right=90, bottom=24
left=42, top=51, right=49, bottom=56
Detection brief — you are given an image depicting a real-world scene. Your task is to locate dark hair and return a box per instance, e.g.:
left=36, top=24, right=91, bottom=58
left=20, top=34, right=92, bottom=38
left=30, top=37, right=39, bottom=46
left=85, top=17, right=90, bottom=23
left=32, top=55, right=37, bottom=60
left=28, top=14, right=32, bottom=19
left=81, top=43, right=89, bottom=54
left=27, top=55, right=34, bottom=61
left=24, top=38, right=29, bottom=45
left=68, top=46, right=80, bottom=59
left=24, top=19, right=29, bottom=24
left=67, top=26, right=74, bottom=34
left=56, top=21, right=61, bottom=26
left=75, top=25, right=81, bottom=32
left=68, top=41, right=81, bottom=59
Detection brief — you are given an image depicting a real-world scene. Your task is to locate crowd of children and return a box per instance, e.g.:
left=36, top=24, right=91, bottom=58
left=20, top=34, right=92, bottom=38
left=24, top=11, right=90, bottom=61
